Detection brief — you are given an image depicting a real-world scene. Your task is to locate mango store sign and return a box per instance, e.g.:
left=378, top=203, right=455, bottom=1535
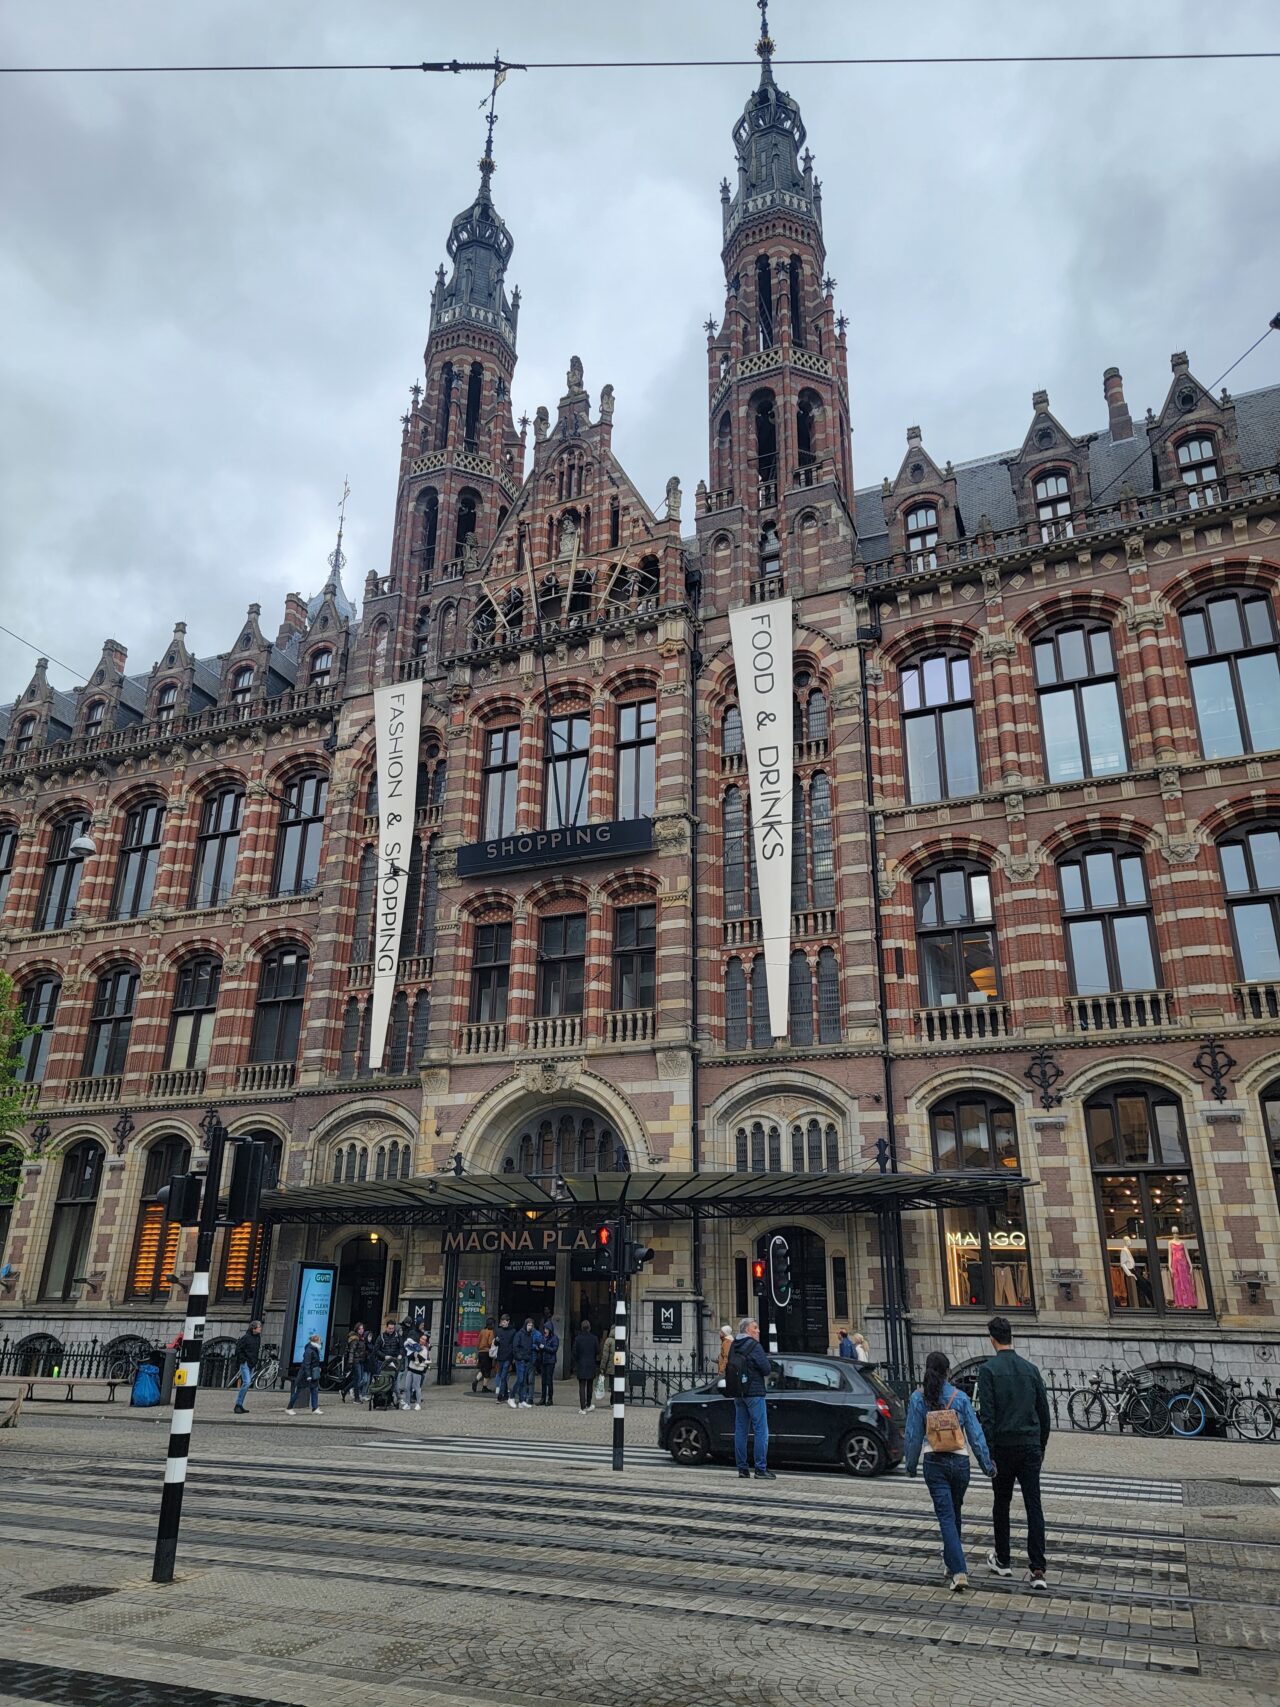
left=442, top=1227, right=602, bottom=1256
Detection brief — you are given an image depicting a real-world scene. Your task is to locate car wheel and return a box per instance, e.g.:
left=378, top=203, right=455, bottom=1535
left=668, top=1418, right=711, bottom=1465
left=839, top=1429, right=886, bottom=1476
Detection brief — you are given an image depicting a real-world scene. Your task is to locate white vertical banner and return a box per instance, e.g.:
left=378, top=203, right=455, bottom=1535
left=728, top=599, right=794, bottom=1038
left=369, top=679, right=423, bottom=1069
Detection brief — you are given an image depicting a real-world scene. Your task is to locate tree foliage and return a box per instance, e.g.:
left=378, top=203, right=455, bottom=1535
left=0, top=971, right=35, bottom=1208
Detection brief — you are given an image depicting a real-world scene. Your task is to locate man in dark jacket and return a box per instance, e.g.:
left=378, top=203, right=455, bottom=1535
left=233, top=1320, right=262, bottom=1415
left=511, top=1318, right=535, bottom=1408
left=977, top=1315, right=1051, bottom=1589
left=493, top=1313, right=516, bottom=1403
left=728, top=1318, right=776, bottom=1480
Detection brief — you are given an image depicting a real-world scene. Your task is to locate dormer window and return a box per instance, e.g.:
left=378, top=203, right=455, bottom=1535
left=308, top=650, right=333, bottom=689
left=84, top=700, right=105, bottom=736
left=156, top=683, right=178, bottom=724
left=1177, top=436, right=1220, bottom=508
left=905, top=504, right=939, bottom=571
left=14, top=716, right=36, bottom=754
left=1034, top=472, right=1073, bottom=542
left=230, top=666, right=254, bottom=706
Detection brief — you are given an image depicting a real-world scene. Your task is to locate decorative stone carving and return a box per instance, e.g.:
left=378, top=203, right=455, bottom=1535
left=421, top=1069, right=448, bottom=1094
left=1004, top=793, right=1024, bottom=823
left=1159, top=767, right=1182, bottom=800
left=1003, top=852, right=1041, bottom=884
left=1123, top=599, right=1166, bottom=634
left=665, top=476, right=682, bottom=521
left=653, top=815, right=691, bottom=855
left=1124, top=533, right=1146, bottom=562
left=434, top=847, right=459, bottom=886
left=656, top=1050, right=686, bottom=1079
left=1159, top=836, right=1201, bottom=865
left=876, top=863, right=897, bottom=901
left=520, top=1059, right=583, bottom=1096
left=981, top=629, right=1017, bottom=660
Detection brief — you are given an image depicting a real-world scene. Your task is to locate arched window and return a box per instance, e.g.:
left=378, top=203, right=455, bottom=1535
left=332, top=1141, right=368, bottom=1184
left=537, top=913, right=586, bottom=1017
left=36, top=812, right=91, bottom=931
left=0, top=822, right=17, bottom=914
left=338, top=998, right=367, bottom=1080
left=375, top=1137, right=410, bottom=1181
left=155, top=682, right=179, bottom=723
left=385, top=993, right=412, bottom=1076
left=753, top=391, right=778, bottom=486
left=789, top=255, right=805, bottom=349
left=353, top=846, right=377, bottom=961
left=127, top=1135, right=192, bottom=1300
left=1033, top=471, right=1073, bottom=542
left=217, top=1132, right=282, bottom=1302
left=14, top=716, right=36, bottom=754
left=1177, top=435, right=1220, bottom=507
left=370, top=620, right=390, bottom=676
left=901, top=650, right=979, bottom=802
left=1059, top=844, right=1158, bottom=995
left=1181, top=587, right=1280, bottom=759
left=17, top=975, right=60, bottom=1082
left=423, top=742, right=447, bottom=808
left=250, top=944, right=308, bottom=1063
left=613, top=904, right=656, bottom=1009
left=455, top=489, right=480, bottom=555
left=272, top=772, right=327, bottom=898
left=715, top=412, right=733, bottom=491
left=791, top=775, right=808, bottom=911
left=307, top=649, right=333, bottom=689
left=166, top=955, right=221, bottom=1071
left=83, top=699, right=106, bottom=736
left=816, top=947, right=841, bottom=1042
left=84, top=964, right=138, bottom=1077
left=905, top=504, right=938, bottom=571
left=810, top=774, right=834, bottom=907
left=755, top=254, right=774, bottom=350
left=436, top=361, right=455, bottom=449
left=609, top=496, right=621, bottom=548
left=463, top=361, right=483, bottom=451
left=805, top=687, right=829, bottom=744
left=915, top=862, right=998, bottom=1007
left=1086, top=1083, right=1208, bottom=1314
left=1220, top=823, right=1280, bottom=985
left=1033, top=621, right=1127, bottom=781
left=750, top=955, right=771, bottom=1048
left=723, top=787, right=747, bottom=920
left=725, top=957, right=748, bottom=1051
left=723, top=707, right=744, bottom=758
left=788, top=951, right=813, bottom=1046
left=191, top=786, right=243, bottom=908
left=416, top=487, right=440, bottom=577
left=39, top=1140, right=104, bottom=1301
left=796, top=391, right=819, bottom=473
left=931, top=1094, right=1031, bottom=1311
left=110, top=799, right=165, bottom=921
left=230, top=666, right=254, bottom=706
left=410, top=991, right=431, bottom=1065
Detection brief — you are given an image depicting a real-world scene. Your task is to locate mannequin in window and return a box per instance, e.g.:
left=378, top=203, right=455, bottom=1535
left=1167, top=1229, right=1197, bottom=1309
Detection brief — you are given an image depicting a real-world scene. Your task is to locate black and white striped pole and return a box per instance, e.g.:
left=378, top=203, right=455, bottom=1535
left=611, top=1207, right=630, bottom=1472
left=152, top=1107, right=227, bottom=1584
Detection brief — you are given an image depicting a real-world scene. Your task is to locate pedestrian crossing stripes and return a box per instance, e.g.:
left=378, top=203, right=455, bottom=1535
left=355, top=1432, right=1185, bottom=1501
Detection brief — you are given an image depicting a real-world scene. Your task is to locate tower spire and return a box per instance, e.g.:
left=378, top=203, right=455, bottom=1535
left=478, top=51, right=505, bottom=191
left=756, top=0, right=775, bottom=79
left=327, top=477, right=350, bottom=591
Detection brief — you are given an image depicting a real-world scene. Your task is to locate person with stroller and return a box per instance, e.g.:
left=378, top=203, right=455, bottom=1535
left=286, top=1333, right=324, bottom=1416
left=538, top=1315, right=560, bottom=1406
left=492, top=1312, right=516, bottom=1403
left=904, top=1349, right=995, bottom=1593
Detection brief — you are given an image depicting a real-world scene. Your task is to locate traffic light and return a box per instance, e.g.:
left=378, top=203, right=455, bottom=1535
left=226, top=1140, right=267, bottom=1225
left=769, top=1234, right=792, bottom=1309
left=580, top=1223, right=616, bottom=1279
left=625, top=1242, right=655, bottom=1275
left=751, top=1257, right=766, bottom=1298
left=157, top=1172, right=203, bottom=1227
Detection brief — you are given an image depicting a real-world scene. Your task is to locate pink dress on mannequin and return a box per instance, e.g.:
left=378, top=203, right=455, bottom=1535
left=1168, top=1238, right=1197, bottom=1309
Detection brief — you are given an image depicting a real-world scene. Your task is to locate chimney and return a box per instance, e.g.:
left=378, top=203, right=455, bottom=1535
left=102, top=639, right=127, bottom=675
left=1171, top=351, right=1190, bottom=375
left=277, top=593, right=308, bottom=647
left=1103, top=367, right=1133, bottom=442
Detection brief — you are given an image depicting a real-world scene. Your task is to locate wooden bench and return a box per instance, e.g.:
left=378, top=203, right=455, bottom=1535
left=0, top=1375, right=124, bottom=1406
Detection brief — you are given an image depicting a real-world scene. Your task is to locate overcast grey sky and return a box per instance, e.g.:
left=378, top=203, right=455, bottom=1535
left=2, top=1, right=1278, bottom=700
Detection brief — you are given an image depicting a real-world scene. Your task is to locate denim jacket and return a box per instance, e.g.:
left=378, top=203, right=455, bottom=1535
left=904, top=1382, right=994, bottom=1476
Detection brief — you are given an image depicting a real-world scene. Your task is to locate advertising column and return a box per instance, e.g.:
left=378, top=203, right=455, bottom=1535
left=369, top=679, right=424, bottom=1069
left=728, top=599, right=794, bottom=1037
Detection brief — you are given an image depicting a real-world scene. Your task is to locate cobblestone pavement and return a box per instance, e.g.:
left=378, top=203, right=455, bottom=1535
left=3, top=1413, right=1280, bottom=1704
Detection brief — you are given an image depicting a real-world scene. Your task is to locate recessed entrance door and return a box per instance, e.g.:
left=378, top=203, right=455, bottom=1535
left=336, top=1234, right=388, bottom=1337
left=756, top=1226, right=829, bottom=1353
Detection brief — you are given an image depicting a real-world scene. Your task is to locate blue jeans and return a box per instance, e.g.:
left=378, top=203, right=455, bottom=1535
left=514, top=1360, right=532, bottom=1402
left=494, top=1361, right=509, bottom=1399
left=349, top=1365, right=368, bottom=1400
left=923, top=1452, right=971, bottom=1577
left=236, top=1362, right=253, bottom=1407
left=734, top=1396, right=769, bottom=1471
left=287, top=1377, right=320, bottom=1412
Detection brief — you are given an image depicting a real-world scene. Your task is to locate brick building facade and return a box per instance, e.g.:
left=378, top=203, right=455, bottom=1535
left=2, top=31, right=1280, bottom=1384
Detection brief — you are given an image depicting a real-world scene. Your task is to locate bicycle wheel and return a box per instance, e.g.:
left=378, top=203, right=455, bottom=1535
left=1168, top=1393, right=1207, bottom=1437
left=1230, top=1396, right=1275, bottom=1442
left=1067, top=1388, right=1107, bottom=1432
left=1127, top=1391, right=1170, bottom=1437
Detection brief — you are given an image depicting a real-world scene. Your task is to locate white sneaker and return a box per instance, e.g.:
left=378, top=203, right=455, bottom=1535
left=312, top=1410, right=322, bottom=1416
left=520, top=1401, right=532, bottom=1409
left=413, top=1403, right=421, bottom=1412
left=508, top=1398, right=518, bottom=1409
left=285, top=1409, right=295, bottom=1416
left=985, top=1550, right=1012, bottom=1578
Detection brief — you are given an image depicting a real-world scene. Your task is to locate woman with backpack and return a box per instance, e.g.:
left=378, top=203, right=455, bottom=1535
left=904, top=1350, right=994, bottom=1593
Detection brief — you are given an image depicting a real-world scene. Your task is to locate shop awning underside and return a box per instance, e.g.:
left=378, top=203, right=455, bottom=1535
left=260, top=1168, right=1030, bottom=1228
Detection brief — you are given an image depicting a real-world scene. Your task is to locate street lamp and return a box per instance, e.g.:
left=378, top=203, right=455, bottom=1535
left=29, top=1120, right=51, bottom=1159
left=69, top=832, right=97, bottom=857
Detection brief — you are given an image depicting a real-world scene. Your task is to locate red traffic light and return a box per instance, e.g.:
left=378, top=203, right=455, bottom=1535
left=597, top=1225, right=612, bottom=1248
left=751, top=1258, right=766, bottom=1283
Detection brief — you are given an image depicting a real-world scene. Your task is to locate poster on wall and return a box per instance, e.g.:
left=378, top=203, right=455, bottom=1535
left=454, top=1279, right=488, bottom=1367
left=283, top=1262, right=337, bottom=1369
left=728, top=598, right=794, bottom=1036
left=369, top=679, right=424, bottom=1068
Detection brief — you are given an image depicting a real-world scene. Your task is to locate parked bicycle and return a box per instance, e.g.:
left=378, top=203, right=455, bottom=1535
left=1065, top=1369, right=1171, bottom=1436
left=1168, top=1375, right=1275, bottom=1442
left=221, top=1347, right=281, bottom=1391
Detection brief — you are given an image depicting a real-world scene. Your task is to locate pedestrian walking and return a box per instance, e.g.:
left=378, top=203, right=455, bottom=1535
left=538, top=1316, right=560, bottom=1406
left=597, top=1324, right=615, bottom=1406
left=233, top=1319, right=262, bottom=1414
left=493, top=1312, right=516, bottom=1402
left=836, top=1329, right=855, bottom=1360
left=571, top=1319, right=599, bottom=1413
left=851, top=1333, right=871, bottom=1364
left=511, top=1318, right=535, bottom=1408
left=400, top=1332, right=429, bottom=1411
left=977, top=1315, right=1052, bottom=1591
left=343, top=1323, right=372, bottom=1401
left=726, top=1317, right=776, bottom=1480
left=473, top=1318, right=496, bottom=1393
left=286, top=1333, right=324, bottom=1415
left=717, top=1324, right=734, bottom=1384
left=904, top=1350, right=995, bottom=1593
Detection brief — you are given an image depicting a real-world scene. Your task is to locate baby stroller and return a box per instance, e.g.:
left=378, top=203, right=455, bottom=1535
left=367, top=1363, right=398, bottom=1411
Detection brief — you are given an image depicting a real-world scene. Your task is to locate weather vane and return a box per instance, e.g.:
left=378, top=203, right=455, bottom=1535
left=329, top=477, right=350, bottom=579
left=478, top=51, right=506, bottom=179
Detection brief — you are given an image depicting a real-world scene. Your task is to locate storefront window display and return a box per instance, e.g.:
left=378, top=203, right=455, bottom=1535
left=930, top=1095, right=1032, bottom=1311
left=1086, top=1085, right=1210, bottom=1314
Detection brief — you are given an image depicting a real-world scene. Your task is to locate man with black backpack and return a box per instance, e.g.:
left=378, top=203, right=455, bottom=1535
left=726, top=1317, right=776, bottom=1481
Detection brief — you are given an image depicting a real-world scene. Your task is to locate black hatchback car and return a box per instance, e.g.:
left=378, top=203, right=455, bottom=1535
left=658, top=1353, right=905, bottom=1476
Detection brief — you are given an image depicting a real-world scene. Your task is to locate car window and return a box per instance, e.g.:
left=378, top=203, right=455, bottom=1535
left=848, top=1366, right=899, bottom=1405
left=766, top=1359, right=784, bottom=1391
left=783, top=1359, right=845, bottom=1392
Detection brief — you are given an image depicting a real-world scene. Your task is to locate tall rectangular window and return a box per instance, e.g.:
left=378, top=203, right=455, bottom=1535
left=482, top=727, right=520, bottom=840
left=470, top=921, right=511, bottom=1023
left=537, top=914, right=586, bottom=1016
left=612, top=904, right=656, bottom=1009
left=191, top=787, right=243, bottom=908
left=272, top=774, right=327, bottom=898
left=616, top=700, right=656, bottom=820
left=545, top=714, right=590, bottom=829
left=111, top=801, right=165, bottom=921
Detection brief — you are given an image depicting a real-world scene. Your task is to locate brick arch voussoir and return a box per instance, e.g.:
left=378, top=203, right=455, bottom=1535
left=1011, top=587, right=1128, bottom=641
left=602, top=665, right=660, bottom=700
left=458, top=887, right=517, bottom=922
left=1039, top=812, right=1160, bottom=862
left=879, top=618, right=983, bottom=670
left=599, top=867, right=659, bottom=904
left=895, top=832, right=1004, bottom=882
left=523, top=875, right=592, bottom=913
left=1199, top=791, right=1280, bottom=843
left=242, top=924, right=314, bottom=960
left=34, top=795, right=95, bottom=832
left=105, top=780, right=170, bottom=820
left=1162, top=556, right=1280, bottom=609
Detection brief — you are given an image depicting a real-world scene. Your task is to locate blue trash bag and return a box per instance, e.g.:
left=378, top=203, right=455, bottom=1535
left=131, top=1364, right=161, bottom=1407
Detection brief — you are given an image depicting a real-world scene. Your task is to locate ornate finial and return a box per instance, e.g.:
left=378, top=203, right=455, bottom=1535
left=822, top=274, right=837, bottom=294
left=836, top=312, right=849, bottom=335
left=477, top=52, right=506, bottom=184
left=703, top=315, right=719, bottom=337
left=328, top=477, right=350, bottom=581
left=400, top=411, right=411, bottom=429
left=756, top=0, right=774, bottom=61
left=410, top=380, right=422, bottom=405
left=518, top=412, right=529, bottom=435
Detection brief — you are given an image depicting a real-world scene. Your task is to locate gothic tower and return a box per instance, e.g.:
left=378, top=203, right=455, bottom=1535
left=698, top=7, right=854, bottom=604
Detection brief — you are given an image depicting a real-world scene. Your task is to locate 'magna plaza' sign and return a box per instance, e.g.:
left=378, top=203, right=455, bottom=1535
left=442, top=1226, right=603, bottom=1255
